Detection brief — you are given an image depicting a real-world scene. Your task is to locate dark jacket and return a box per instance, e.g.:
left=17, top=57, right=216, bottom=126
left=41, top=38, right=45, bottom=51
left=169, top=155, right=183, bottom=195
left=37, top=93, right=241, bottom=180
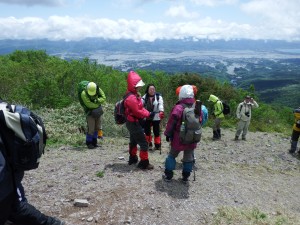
left=0, top=137, right=15, bottom=224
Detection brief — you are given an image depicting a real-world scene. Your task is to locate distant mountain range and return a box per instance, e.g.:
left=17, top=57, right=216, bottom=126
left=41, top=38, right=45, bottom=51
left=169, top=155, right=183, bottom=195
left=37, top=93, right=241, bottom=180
left=1, top=38, right=300, bottom=55
left=0, top=38, right=299, bottom=107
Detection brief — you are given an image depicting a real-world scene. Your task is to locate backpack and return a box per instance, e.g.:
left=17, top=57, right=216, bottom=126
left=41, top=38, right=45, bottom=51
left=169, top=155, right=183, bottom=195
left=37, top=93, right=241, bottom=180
left=179, top=104, right=202, bottom=144
left=114, top=93, right=133, bottom=125
left=0, top=101, right=47, bottom=171
left=201, top=105, right=208, bottom=126
left=221, top=101, right=230, bottom=115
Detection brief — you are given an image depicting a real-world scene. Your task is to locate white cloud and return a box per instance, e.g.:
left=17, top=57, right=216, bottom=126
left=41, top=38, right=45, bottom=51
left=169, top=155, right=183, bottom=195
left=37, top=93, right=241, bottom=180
left=0, top=0, right=66, bottom=7
left=165, top=5, right=199, bottom=19
left=190, top=0, right=238, bottom=7
left=0, top=15, right=299, bottom=41
left=240, top=0, right=300, bottom=40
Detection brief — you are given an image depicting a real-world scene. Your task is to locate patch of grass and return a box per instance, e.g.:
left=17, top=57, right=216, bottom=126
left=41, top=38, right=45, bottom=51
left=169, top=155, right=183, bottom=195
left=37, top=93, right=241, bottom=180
left=95, top=170, right=105, bottom=178
left=212, top=206, right=298, bottom=225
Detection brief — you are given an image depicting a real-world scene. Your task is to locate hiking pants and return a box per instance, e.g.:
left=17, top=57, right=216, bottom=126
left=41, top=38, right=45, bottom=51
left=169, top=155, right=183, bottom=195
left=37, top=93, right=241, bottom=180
left=236, top=119, right=251, bottom=137
left=144, top=120, right=160, bottom=137
left=165, top=148, right=194, bottom=173
left=126, top=121, right=148, bottom=151
left=291, top=129, right=300, bottom=152
left=212, top=117, right=222, bottom=131
left=86, top=114, right=102, bottom=135
left=8, top=200, right=58, bottom=225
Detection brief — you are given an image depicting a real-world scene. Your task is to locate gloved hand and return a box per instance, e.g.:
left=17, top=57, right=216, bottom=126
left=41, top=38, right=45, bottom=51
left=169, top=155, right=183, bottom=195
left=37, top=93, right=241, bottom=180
left=159, top=111, right=164, bottom=119
left=166, top=136, right=172, bottom=142
left=149, top=112, right=155, bottom=119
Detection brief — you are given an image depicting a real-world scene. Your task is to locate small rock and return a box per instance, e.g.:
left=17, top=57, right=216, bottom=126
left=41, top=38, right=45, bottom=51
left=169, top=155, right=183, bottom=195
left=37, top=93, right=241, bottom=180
left=87, top=217, right=93, bottom=222
left=74, top=199, right=89, bottom=207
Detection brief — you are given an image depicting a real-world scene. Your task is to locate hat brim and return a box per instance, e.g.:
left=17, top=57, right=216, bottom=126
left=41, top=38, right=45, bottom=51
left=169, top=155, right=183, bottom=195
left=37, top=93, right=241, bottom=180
left=135, top=80, right=145, bottom=87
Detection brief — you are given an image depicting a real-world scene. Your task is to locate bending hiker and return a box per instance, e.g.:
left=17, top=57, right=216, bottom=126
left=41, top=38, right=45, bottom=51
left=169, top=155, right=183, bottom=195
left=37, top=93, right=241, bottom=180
left=208, top=94, right=224, bottom=140
left=163, top=85, right=202, bottom=183
left=124, top=71, right=155, bottom=170
left=235, top=96, right=259, bottom=141
left=290, top=106, right=300, bottom=154
left=142, top=84, right=164, bottom=150
left=78, top=81, right=106, bottom=149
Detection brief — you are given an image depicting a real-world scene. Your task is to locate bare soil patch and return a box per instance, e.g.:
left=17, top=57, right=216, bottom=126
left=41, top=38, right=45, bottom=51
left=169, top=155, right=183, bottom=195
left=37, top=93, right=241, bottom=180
left=22, top=128, right=300, bottom=225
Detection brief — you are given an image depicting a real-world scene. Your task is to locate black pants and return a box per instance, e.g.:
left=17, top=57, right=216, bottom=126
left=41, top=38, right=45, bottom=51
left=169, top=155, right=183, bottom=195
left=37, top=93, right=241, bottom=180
left=126, top=121, right=148, bottom=150
left=144, top=120, right=160, bottom=137
left=0, top=191, right=15, bottom=225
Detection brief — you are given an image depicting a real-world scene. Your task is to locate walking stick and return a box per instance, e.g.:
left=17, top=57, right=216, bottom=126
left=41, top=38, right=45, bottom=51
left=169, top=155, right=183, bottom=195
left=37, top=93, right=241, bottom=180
left=159, top=120, right=163, bottom=155
left=193, top=160, right=196, bottom=181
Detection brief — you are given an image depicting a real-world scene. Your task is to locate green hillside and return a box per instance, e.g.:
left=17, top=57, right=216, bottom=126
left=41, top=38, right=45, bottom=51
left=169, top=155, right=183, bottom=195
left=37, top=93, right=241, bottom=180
left=0, top=50, right=295, bottom=145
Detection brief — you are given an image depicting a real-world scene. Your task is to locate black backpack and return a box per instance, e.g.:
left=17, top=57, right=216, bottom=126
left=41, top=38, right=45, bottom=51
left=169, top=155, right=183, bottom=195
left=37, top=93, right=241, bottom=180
left=221, top=101, right=230, bottom=115
left=0, top=101, right=47, bottom=171
left=114, top=93, right=133, bottom=125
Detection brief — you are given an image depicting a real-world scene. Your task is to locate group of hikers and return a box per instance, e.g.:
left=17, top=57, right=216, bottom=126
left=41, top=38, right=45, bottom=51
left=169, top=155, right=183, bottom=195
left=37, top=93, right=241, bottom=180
left=1, top=70, right=299, bottom=225
left=77, top=71, right=258, bottom=182
left=79, top=70, right=300, bottom=176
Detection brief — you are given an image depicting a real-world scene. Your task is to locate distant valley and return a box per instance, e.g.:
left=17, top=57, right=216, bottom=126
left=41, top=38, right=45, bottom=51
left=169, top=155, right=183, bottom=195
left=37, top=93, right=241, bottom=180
left=0, top=38, right=299, bottom=107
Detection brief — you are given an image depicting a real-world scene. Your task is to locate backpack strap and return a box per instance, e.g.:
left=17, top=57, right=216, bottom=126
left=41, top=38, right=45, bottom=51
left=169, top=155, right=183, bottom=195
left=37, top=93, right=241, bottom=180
left=239, top=104, right=244, bottom=113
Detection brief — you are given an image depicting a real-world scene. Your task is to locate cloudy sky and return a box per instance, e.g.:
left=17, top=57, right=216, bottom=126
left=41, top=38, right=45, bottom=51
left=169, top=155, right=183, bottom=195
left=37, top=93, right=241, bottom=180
left=0, top=0, right=299, bottom=42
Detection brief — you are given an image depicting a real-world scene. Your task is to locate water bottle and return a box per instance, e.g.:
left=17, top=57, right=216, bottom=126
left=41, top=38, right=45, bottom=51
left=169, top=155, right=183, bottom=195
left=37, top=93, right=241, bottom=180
left=180, top=121, right=185, bottom=132
left=180, top=121, right=185, bottom=141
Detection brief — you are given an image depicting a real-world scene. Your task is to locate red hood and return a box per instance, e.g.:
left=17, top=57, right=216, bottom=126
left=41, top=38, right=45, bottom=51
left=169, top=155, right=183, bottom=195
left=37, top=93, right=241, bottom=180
left=127, top=71, right=141, bottom=94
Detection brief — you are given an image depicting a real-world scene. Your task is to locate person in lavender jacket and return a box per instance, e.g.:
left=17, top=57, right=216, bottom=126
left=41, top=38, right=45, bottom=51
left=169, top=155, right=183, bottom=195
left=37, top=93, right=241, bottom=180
left=163, top=85, right=197, bottom=183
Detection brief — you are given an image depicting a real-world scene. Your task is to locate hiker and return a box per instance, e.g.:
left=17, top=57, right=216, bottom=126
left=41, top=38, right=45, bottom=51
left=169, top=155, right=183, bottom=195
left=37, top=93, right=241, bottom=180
left=234, top=96, right=259, bottom=141
left=142, top=84, right=164, bottom=150
left=0, top=149, right=65, bottom=225
left=79, top=81, right=106, bottom=149
left=176, top=85, right=198, bottom=98
left=163, top=85, right=200, bottom=183
left=290, top=106, right=300, bottom=154
left=0, top=103, right=65, bottom=225
left=124, top=71, right=155, bottom=170
left=208, top=94, right=224, bottom=140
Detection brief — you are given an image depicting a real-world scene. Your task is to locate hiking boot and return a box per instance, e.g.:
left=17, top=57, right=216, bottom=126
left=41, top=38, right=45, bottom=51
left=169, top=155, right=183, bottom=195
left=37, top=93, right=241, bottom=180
left=87, top=143, right=95, bottom=149
left=137, top=159, right=154, bottom=170
left=289, top=149, right=296, bottom=154
left=154, top=143, right=161, bottom=150
left=242, top=136, right=246, bottom=141
left=234, top=136, right=239, bottom=141
left=162, top=174, right=172, bottom=182
left=128, top=155, right=138, bottom=165
left=182, top=171, right=190, bottom=184
left=181, top=177, right=189, bottom=184
left=46, top=216, right=65, bottom=225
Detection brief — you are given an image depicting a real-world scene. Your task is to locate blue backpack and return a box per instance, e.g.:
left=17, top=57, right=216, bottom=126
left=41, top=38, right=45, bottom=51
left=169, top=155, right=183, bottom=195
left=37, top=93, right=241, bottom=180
left=0, top=101, right=47, bottom=171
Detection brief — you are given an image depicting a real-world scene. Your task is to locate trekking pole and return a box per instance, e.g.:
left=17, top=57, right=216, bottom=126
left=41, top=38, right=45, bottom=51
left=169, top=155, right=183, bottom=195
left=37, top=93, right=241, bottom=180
left=193, top=158, right=196, bottom=181
left=159, top=121, right=163, bottom=155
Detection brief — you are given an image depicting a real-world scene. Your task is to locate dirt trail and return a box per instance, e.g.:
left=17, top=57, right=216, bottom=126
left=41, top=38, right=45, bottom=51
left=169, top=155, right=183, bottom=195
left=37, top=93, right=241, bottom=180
left=23, top=128, right=300, bottom=225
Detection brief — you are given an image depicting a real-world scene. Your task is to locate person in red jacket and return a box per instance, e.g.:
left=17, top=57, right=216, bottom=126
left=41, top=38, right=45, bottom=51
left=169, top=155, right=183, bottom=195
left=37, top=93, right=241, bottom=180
left=124, top=71, right=155, bottom=170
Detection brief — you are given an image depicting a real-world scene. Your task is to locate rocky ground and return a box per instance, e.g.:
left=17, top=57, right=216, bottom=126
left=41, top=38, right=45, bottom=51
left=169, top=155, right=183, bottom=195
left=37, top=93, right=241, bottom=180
left=22, top=128, right=300, bottom=225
